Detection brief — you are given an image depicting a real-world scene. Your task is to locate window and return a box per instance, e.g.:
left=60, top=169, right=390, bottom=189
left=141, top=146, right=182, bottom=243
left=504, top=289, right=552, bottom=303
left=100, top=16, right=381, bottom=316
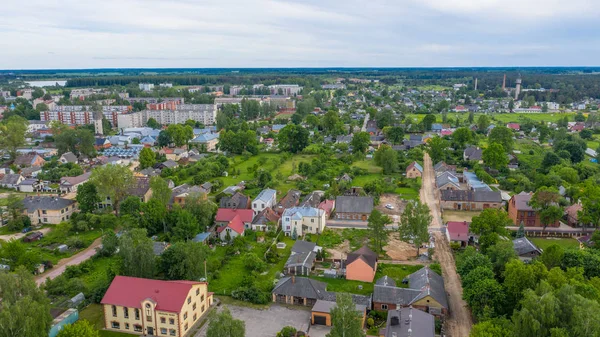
left=125, top=323, right=129, bottom=330
left=43, top=218, right=48, bottom=222
left=42, top=210, right=47, bottom=214
left=146, top=303, right=153, bottom=322
left=202, top=305, right=205, bottom=312
left=170, top=329, right=176, bottom=336
left=193, top=313, right=197, bottom=321
left=311, top=219, right=314, bottom=223
left=112, top=305, right=117, bottom=317
left=111, top=322, right=120, bottom=329
left=201, top=294, right=205, bottom=302
left=135, top=309, right=140, bottom=320
left=187, top=297, right=191, bottom=304
left=161, top=328, right=167, bottom=335
left=185, top=323, right=189, bottom=331
left=183, top=312, right=188, bottom=320
left=193, top=303, right=197, bottom=310
left=134, top=324, right=143, bottom=332
left=253, top=203, right=257, bottom=208
left=196, top=289, right=200, bottom=296
left=160, top=317, right=166, bottom=324
left=381, top=304, right=388, bottom=310
left=261, top=203, right=265, bottom=208
left=124, top=307, right=129, bottom=318
left=61, top=209, right=64, bottom=214
left=169, top=318, right=175, bottom=325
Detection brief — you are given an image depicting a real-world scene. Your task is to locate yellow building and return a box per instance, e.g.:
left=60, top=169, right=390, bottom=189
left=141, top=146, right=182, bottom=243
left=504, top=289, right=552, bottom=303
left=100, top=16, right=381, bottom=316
left=101, top=276, right=213, bottom=337
left=22, top=196, right=77, bottom=225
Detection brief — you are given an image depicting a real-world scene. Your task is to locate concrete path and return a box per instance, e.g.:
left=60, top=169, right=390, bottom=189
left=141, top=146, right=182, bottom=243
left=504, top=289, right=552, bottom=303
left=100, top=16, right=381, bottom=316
left=36, top=237, right=103, bottom=286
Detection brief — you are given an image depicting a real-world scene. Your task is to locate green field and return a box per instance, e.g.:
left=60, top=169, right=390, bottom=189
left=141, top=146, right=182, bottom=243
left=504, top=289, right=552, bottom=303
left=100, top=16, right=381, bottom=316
left=374, top=264, right=424, bottom=287
left=529, top=237, right=580, bottom=251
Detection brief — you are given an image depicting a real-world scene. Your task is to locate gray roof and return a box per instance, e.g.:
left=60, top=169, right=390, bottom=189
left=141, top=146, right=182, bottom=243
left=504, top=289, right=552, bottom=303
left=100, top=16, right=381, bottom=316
left=373, top=285, right=421, bottom=305
left=291, top=240, right=317, bottom=254
left=335, top=196, right=374, bottom=214
left=511, top=192, right=534, bottom=211
left=312, top=300, right=367, bottom=314
left=440, top=190, right=502, bottom=203
left=383, top=307, right=435, bottom=337
left=375, top=275, right=397, bottom=287
left=374, top=267, right=448, bottom=310
left=220, top=191, right=250, bottom=209
left=301, top=191, right=324, bottom=208
left=513, top=237, right=541, bottom=256
left=436, top=172, right=459, bottom=189
left=286, top=241, right=318, bottom=269
left=273, top=277, right=371, bottom=307
left=254, top=188, right=276, bottom=203
left=23, top=196, right=75, bottom=213
left=464, top=146, right=483, bottom=161
left=159, top=160, right=178, bottom=169
left=60, top=152, right=78, bottom=163
left=346, top=246, right=378, bottom=269
left=153, top=242, right=169, bottom=256
left=1, top=174, right=23, bottom=185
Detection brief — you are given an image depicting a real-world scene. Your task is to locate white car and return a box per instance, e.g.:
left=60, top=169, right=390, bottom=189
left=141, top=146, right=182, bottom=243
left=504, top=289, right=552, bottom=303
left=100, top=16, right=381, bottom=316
left=385, top=204, right=394, bottom=210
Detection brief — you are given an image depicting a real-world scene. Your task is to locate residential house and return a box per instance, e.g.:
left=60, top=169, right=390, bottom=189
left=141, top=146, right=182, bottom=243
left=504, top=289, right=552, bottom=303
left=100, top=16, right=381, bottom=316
left=440, top=190, right=502, bottom=211
left=506, top=123, right=520, bottom=131
left=281, top=207, right=326, bottom=236
left=191, top=133, right=219, bottom=152
left=219, top=192, right=250, bottom=209
left=155, top=160, right=179, bottom=170
left=94, top=138, right=111, bottom=150
left=0, top=174, right=24, bottom=189
left=215, top=208, right=254, bottom=229
left=274, top=189, right=301, bottom=216
left=272, top=276, right=371, bottom=309
left=565, top=203, right=583, bottom=227
left=334, top=196, right=374, bottom=221
left=152, top=242, right=170, bottom=256
left=23, top=196, right=77, bottom=225
left=129, top=177, right=153, bottom=203
left=301, top=191, right=324, bottom=208
left=101, top=276, right=212, bottom=336
left=59, top=152, right=78, bottom=164
left=318, top=199, right=335, bottom=218
left=14, top=153, right=45, bottom=168
left=252, top=189, right=277, bottom=216
left=433, top=161, right=456, bottom=175
left=59, top=172, right=92, bottom=193
left=345, top=246, right=378, bottom=282
left=373, top=267, right=448, bottom=317
left=171, top=185, right=208, bottom=206
left=312, top=300, right=367, bottom=327
left=251, top=207, right=280, bottom=231
left=18, top=179, right=41, bottom=193
left=406, top=162, right=423, bottom=179
left=284, top=240, right=319, bottom=276
left=445, top=221, right=471, bottom=247
left=379, top=307, right=435, bottom=337
left=216, top=216, right=245, bottom=241
left=513, top=237, right=542, bottom=261
left=431, top=124, right=443, bottom=133
left=20, top=166, right=42, bottom=178
left=508, top=192, right=559, bottom=227
left=463, top=146, right=483, bottom=162
left=436, top=172, right=461, bottom=191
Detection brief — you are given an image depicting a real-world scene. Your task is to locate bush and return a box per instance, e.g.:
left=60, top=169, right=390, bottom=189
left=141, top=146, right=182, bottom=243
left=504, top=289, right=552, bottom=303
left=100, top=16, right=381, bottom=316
left=231, top=285, right=270, bottom=304
left=277, top=326, right=297, bottom=337
left=367, top=318, right=375, bottom=328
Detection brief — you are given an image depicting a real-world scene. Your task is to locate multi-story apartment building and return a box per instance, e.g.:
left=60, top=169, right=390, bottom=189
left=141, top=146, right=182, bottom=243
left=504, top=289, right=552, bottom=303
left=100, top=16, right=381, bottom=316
left=268, top=84, right=302, bottom=95
left=127, top=97, right=184, bottom=105
left=41, top=105, right=131, bottom=127
left=229, top=85, right=245, bottom=96
left=23, top=196, right=78, bottom=225
left=70, top=88, right=110, bottom=100
left=139, top=83, right=155, bottom=91
left=101, top=276, right=213, bottom=337
left=117, top=104, right=217, bottom=129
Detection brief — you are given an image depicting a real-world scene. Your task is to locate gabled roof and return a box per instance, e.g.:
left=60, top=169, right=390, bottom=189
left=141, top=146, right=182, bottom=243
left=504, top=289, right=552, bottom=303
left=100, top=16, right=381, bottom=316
left=282, top=206, right=324, bottom=220
left=252, top=207, right=280, bottom=225
left=101, top=275, right=205, bottom=313
left=275, top=189, right=301, bottom=211
left=215, top=208, right=254, bottom=224
left=406, top=162, right=423, bottom=173
left=510, top=191, right=534, bottom=211
left=383, top=307, right=435, bottom=337
left=253, top=188, right=276, bottom=204
left=216, top=215, right=245, bottom=234
left=128, top=177, right=151, bottom=197
left=513, top=237, right=541, bottom=256
left=273, top=276, right=328, bottom=299
left=60, top=152, right=78, bottom=163
left=335, top=196, right=373, bottom=214
left=61, top=171, right=92, bottom=186
left=374, top=267, right=448, bottom=309
left=446, top=221, right=470, bottom=242
left=436, top=172, right=459, bottom=189
left=463, top=146, right=483, bottom=161
left=440, top=190, right=501, bottom=203
left=14, top=153, right=43, bottom=167
left=23, top=196, right=76, bottom=213
left=346, top=246, right=378, bottom=269
left=0, top=174, right=23, bottom=185
left=219, top=191, right=250, bottom=209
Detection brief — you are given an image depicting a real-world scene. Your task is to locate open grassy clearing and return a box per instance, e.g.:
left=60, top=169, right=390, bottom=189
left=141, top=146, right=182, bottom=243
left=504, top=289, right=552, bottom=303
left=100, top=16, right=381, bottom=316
left=374, top=264, right=424, bottom=287
left=529, top=237, right=580, bottom=251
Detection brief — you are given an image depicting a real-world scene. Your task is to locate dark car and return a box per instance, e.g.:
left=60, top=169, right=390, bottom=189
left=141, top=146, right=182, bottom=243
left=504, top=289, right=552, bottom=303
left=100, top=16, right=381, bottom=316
left=21, top=227, right=32, bottom=234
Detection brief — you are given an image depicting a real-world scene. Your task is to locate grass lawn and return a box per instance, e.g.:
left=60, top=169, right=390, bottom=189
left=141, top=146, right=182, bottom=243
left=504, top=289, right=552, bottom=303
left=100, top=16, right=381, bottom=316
left=395, top=187, right=419, bottom=200
left=374, top=264, right=424, bottom=287
left=529, top=237, right=580, bottom=251
left=27, top=228, right=103, bottom=265
left=310, top=276, right=373, bottom=296
left=79, top=304, right=131, bottom=337
left=311, top=228, right=370, bottom=251
left=353, top=160, right=382, bottom=174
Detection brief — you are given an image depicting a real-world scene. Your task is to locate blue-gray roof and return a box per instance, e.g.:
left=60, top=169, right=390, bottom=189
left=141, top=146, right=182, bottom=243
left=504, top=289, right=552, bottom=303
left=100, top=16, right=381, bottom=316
left=191, top=133, right=219, bottom=143
left=192, top=232, right=210, bottom=243
left=253, top=188, right=276, bottom=203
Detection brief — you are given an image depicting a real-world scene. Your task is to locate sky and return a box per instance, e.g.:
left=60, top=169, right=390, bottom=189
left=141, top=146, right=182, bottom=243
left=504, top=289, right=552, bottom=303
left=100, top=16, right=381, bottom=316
left=1, top=0, right=600, bottom=69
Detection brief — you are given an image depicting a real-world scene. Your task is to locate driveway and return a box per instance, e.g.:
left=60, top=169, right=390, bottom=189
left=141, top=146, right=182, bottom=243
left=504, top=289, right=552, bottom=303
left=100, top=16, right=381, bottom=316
left=195, top=304, right=311, bottom=337
left=307, top=325, right=331, bottom=337
left=0, top=227, right=52, bottom=242
left=36, top=237, right=102, bottom=286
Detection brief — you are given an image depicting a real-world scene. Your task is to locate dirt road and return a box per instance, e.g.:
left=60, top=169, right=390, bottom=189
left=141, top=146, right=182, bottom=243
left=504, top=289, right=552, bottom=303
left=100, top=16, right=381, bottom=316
left=421, top=153, right=473, bottom=336
left=35, top=237, right=103, bottom=286
left=0, top=227, right=52, bottom=241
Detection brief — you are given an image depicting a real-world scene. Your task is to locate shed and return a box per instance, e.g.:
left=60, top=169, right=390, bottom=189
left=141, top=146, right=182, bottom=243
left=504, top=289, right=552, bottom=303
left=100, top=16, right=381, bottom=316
left=57, top=244, right=69, bottom=253
left=49, top=308, right=79, bottom=337
left=68, top=292, right=85, bottom=308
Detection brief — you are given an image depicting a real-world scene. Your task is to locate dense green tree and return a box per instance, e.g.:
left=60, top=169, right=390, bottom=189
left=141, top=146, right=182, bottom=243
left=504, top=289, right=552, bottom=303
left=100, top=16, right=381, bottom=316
left=118, top=228, right=156, bottom=278
left=529, top=187, right=562, bottom=230
left=219, top=129, right=258, bottom=154
left=0, top=116, right=28, bottom=160
left=157, top=130, right=172, bottom=147
left=55, top=128, right=96, bottom=157
left=540, top=244, right=565, bottom=270
left=470, top=209, right=511, bottom=252
left=382, top=126, right=404, bottom=145
left=76, top=182, right=100, bottom=213
left=170, top=208, right=199, bottom=242
left=477, top=115, right=491, bottom=132
left=184, top=193, right=217, bottom=232
left=542, top=152, right=561, bottom=169
left=375, top=109, right=394, bottom=129
left=462, top=266, right=495, bottom=289
left=146, top=117, right=160, bottom=129
left=578, top=179, right=600, bottom=229
left=483, top=143, right=508, bottom=169
left=398, top=200, right=431, bottom=255
left=456, top=248, right=493, bottom=278
left=503, top=260, right=547, bottom=309
left=486, top=240, right=517, bottom=277
left=470, top=319, right=513, bottom=337
left=453, top=127, right=473, bottom=148
left=149, top=176, right=172, bottom=205
left=120, top=196, right=142, bottom=218
left=488, top=126, right=514, bottom=152
left=98, top=230, right=118, bottom=257
left=351, top=131, right=371, bottom=154
left=327, top=293, right=366, bottom=337
left=464, top=278, right=505, bottom=320
left=139, top=147, right=156, bottom=169
left=421, top=114, right=437, bottom=131
left=277, top=124, right=309, bottom=153
left=0, top=267, right=53, bottom=337
left=206, top=307, right=245, bottom=337
left=90, top=164, right=135, bottom=216
left=367, top=210, right=390, bottom=253
left=427, top=136, right=448, bottom=163
left=57, top=320, right=99, bottom=337
left=161, top=241, right=209, bottom=280
left=374, top=144, right=398, bottom=174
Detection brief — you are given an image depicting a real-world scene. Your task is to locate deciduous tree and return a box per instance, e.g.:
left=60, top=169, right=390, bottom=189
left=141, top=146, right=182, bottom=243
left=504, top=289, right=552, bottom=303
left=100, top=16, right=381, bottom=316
left=90, top=164, right=135, bottom=216
left=0, top=116, right=28, bottom=160
left=367, top=210, right=390, bottom=253
left=350, top=131, right=371, bottom=154
left=118, top=228, right=156, bottom=278
left=470, top=209, right=511, bottom=252
left=398, top=200, right=431, bottom=255
left=327, top=293, right=366, bottom=337
left=160, top=241, right=209, bottom=280
left=488, top=126, right=514, bottom=152
left=76, top=182, right=100, bottom=214
left=427, top=136, right=448, bottom=163
left=57, top=320, right=99, bottom=337
left=483, top=143, right=508, bottom=169
left=139, top=147, right=156, bottom=169
left=278, top=124, right=309, bottom=153
left=206, top=307, right=245, bottom=337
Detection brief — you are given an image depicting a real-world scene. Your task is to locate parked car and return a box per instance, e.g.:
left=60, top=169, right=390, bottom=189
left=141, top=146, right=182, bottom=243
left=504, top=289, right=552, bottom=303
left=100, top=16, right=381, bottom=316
left=385, top=204, right=394, bottom=210
left=22, top=227, right=32, bottom=234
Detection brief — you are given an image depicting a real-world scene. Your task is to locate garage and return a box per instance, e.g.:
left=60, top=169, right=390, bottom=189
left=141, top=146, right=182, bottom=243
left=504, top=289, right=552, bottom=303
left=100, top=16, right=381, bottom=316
left=313, top=315, right=327, bottom=325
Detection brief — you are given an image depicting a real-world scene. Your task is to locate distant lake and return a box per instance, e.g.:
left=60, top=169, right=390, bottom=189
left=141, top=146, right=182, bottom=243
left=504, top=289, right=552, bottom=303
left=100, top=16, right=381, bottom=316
left=26, top=80, right=67, bottom=87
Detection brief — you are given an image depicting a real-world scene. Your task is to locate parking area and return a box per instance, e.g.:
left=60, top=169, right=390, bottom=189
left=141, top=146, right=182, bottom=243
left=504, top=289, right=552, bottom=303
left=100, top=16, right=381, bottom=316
left=307, top=324, right=332, bottom=337
left=195, top=304, right=311, bottom=337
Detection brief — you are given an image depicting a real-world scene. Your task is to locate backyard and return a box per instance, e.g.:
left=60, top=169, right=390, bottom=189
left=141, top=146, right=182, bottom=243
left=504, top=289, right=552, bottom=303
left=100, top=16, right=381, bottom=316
left=529, top=237, right=580, bottom=251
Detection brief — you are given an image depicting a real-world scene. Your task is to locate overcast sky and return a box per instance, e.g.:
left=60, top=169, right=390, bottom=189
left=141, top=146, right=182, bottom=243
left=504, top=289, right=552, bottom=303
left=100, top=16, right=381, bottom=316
left=2, top=0, right=600, bottom=69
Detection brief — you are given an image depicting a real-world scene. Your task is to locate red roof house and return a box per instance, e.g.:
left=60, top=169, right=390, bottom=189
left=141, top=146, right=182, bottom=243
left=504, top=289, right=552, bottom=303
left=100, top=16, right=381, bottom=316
left=506, top=123, right=520, bottom=131
left=216, top=215, right=245, bottom=240
left=445, top=221, right=470, bottom=246
left=215, top=208, right=254, bottom=227
left=318, top=199, right=336, bottom=218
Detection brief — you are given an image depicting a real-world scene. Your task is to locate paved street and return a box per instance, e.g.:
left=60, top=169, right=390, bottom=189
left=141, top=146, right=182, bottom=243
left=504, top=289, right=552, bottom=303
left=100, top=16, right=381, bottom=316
left=421, top=153, right=472, bottom=336
left=195, top=304, right=311, bottom=337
